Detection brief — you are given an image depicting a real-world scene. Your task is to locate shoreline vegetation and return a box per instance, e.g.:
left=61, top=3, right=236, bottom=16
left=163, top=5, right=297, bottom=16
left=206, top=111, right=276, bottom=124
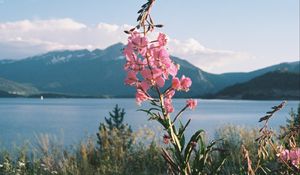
left=0, top=104, right=299, bottom=174
left=1, top=94, right=299, bottom=101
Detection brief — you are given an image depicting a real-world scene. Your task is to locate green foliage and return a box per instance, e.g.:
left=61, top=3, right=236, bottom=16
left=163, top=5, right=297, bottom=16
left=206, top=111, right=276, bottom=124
left=280, top=103, right=300, bottom=147
left=215, top=125, right=259, bottom=174
left=124, top=142, right=165, bottom=175
left=96, top=104, right=133, bottom=162
left=214, top=103, right=300, bottom=174
left=104, top=104, right=130, bottom=131
left=142, top=99, right=225, bottom=175
left=95, top=104, right=165, bottom=175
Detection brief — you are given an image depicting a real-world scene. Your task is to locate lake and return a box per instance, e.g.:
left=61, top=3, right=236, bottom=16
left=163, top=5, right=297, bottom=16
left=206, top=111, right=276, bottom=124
left=0, top=98, right=299, bottom=148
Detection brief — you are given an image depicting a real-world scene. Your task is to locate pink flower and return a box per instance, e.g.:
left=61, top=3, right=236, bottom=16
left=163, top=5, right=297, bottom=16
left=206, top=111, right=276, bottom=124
left=172, top=77, right=181, bottom=90
left=127, top=31, right=149, bottom=57
left=139, top=81, right=150, bottom=92
left=180, top=75, right=192, bottom=91
left=148, top=47, right=177, bottom=79
left=158, top=47, right=169, bottom=59
left=278, top=148, right=300, bottom=168
left=123, top=45, right=145, bottom=72
left=279, top=149, right=290, bottom=161
left=140, top=69, right=160, bottom=80
left=164, top=98, right=174, bottom=113
left=157, top=33, right=167, bottom=46
left=155, top=76, right=165, bottom=87
left=129, top=31, right=148, bottom=48
left=168, top=63, right=178, bottom=77
left=123, top=43, right=135, bottom=61
left=290, top=148, right=300, bottom=168
left=141, top=69, right=165, bottom=87
left=163, top=134, right=170, bottom=144
left=165, top=90, right=175, bottom=99
left=140, top=69, right=151, bottom=80
left=123, top=31, right=195, bottom=109
left=136, top=89, right=149, bottom=105
left=186, top=99, right=197, bottom=110
left=125, top=71, right=138, bottom=86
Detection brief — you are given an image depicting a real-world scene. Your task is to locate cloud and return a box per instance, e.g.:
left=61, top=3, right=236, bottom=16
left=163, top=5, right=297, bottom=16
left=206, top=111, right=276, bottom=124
left=0, top=18, right=129, bottom=59
left=167, top=38, right=253, bottom=72
left=0, top=18, right=253, bottom=73
left=0, top=19, right=86, bottom=31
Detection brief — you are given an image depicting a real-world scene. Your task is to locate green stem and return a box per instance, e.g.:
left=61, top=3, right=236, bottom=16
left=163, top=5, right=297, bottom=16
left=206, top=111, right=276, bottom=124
left=167, top=115, right=182, bottom=151
left=173, top=105, right=188, bottom=124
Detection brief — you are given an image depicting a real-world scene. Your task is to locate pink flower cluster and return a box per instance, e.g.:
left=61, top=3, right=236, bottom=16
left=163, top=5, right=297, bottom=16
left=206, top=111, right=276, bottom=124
left=124, top=31, right=197, bottom=112
left=278, top=148, right=300, bottom=168
left=186, top=99, right=197, bottom=110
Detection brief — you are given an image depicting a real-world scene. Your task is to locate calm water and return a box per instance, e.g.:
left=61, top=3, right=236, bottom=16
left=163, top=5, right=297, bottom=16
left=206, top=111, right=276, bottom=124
left=0, top=98, right=299, bottom=148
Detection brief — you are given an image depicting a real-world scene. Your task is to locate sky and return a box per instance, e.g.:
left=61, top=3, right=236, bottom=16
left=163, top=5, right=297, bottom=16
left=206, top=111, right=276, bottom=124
left=0, top=0, right=299, bottom=73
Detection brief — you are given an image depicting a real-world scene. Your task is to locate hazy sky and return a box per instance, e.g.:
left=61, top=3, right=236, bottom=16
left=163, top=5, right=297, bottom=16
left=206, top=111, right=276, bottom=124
left=0, top=0, right=299, bottom=73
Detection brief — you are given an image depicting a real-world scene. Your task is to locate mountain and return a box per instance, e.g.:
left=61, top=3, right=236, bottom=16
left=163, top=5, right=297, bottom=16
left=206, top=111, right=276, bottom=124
left=204, top=61, right=300, bottom=92
left=0, top=77, right=39, bottom=96
left=0, top=90, right=21, bottom=97
left=215, top=71, right=300, bottom=100
left=0, top=43, right=134, bottom=97
left=0, top=43, right=298, bottom=98
left=168, top=58, right=299, bottom=97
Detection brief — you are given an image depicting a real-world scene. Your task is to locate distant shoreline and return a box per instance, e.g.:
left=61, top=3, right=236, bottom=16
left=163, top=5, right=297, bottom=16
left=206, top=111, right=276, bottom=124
left=0, top=95, right=299, bottom=101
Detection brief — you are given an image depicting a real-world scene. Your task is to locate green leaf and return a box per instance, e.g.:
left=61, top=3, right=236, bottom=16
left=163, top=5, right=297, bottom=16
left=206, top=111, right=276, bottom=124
left=191, top=136, right=205, bottom=174
left=149, top=107, right=161, bottom=112
left=137, top=109, right=151, bottom=115
left=156, top=115, right=168, bottom=128
left=184, top=129, right=204, bottom=164
left=161, top=148, right=180, bottom=172
left=137, top=9, right=144, bottom=14
left=141, top=2, right=149, bottom=8
left=178, top=119, right=191, bottom=139
left=150, top=100, right=160, bottom=107
left=137, top=109, right=159, bottom=121
left=212, top=158, right=227, bottom=174
left=137, top=14, right=142, bottom=22
left=180, top=133, right=185, bottom=150
left=155, top=24, right=164, bottom=28
left=129, top=27, right=135, bottom=32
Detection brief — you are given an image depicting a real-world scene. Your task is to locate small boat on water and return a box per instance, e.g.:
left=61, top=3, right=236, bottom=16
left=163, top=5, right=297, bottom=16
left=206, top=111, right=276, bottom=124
left=40, top=96, right=44, bottom=100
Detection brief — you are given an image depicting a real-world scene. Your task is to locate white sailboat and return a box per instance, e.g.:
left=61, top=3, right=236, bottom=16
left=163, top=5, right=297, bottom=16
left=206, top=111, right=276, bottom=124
left=40, top=96, right=44, bottom=100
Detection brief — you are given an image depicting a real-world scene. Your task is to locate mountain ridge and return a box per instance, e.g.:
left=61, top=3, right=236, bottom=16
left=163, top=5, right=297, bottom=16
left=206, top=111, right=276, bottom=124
left=0, top=43, right=299, bottom=98
left=215, top=71, right=300, bottom=100
left=0, top=77, right=39, bottom=96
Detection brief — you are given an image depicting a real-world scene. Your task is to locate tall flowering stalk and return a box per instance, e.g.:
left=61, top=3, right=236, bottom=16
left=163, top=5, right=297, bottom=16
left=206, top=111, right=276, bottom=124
left=123, top=0, right=223, bottom=174
left=242, top=101, right=300, bottom=174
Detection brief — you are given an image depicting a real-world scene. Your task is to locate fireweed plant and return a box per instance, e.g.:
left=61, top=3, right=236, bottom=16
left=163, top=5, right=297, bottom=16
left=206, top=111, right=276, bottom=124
left=242, top=101, right=300, bottom=174
left=123, top=0, right=224, bottom=174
